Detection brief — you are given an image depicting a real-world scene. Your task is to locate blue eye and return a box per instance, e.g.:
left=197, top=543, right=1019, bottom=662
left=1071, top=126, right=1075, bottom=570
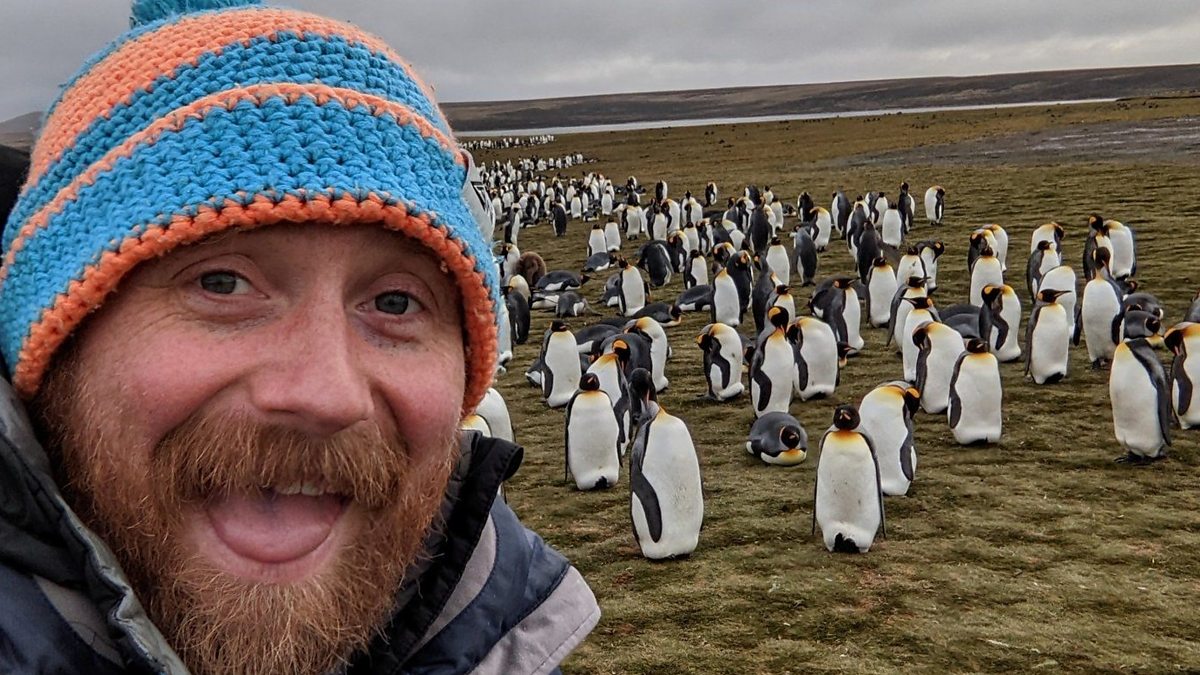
left=199, top=271, right=243, bottom=295
left=375, top=291, right=416, bottom=315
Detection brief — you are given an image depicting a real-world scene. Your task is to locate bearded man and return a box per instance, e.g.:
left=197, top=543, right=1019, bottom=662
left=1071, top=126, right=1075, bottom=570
left=0, top=1, right=599, bottom=673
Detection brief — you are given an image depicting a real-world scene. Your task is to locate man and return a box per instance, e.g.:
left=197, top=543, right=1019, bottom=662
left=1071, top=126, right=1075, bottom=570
left=0, top=1, right=599, bottom=673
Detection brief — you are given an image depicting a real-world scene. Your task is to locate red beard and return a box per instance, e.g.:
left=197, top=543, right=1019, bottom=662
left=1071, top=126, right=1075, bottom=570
left=34, top=358, right=457, bottom=675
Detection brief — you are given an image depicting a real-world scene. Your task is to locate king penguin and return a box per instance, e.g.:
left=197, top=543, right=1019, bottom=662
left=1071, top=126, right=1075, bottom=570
left=697, top=322, right=746, bottom=401
left=813, top=405, right=886, bottom=553
left=747, top=412, right=809, bottom=466
left=912, top=321, right=967, bottom=414
left=948, top=338, right=1003, bottom=445
left=924, top=186, right=945, bottom=226
left=1166, top=322, right=1200, bottom=429
left=866, top=257, right=899, bottom=328
left=1110, top=311, right=1172, bottom=463
left=630, top=398, right=704, bottom=560
left=788, top=316, right=843, bottom=401
left=1025, top=289, right=1071, bottom=384
left=617, top=257, right=649, bottom=317
left=565, top=373, right=621, bottom=490
left=750, top=307, right=796, bottom=418
left=858, top=381, right=919, bottom=496
left=540, top=320, right=582, bottom=407
left=1078, top=248, right=1125, bottom=369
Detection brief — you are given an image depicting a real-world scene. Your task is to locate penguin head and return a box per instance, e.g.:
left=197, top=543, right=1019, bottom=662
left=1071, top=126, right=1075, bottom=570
left=1036, top=289, right=1067, bottom=304
left=903, top=386, right=922, bottom=416
left=1037, top=240, right=1053, bottom=252
left=1123, top=310, right=1160, bottom=340
left=832, top=276, right=854, bottom=290
left=906, top=296, right=935, bottom=310
left=617, top=257, right=630, bottom=269
left=1092, top=246, right=1112, bottom=269
left=550, top=320, right=569, bottom=333
left=937, top=187, right=946, bottom=198
left=981, top=284, right=1004, bottom=306
left=770, top=236, right=782, bottom=247
left=912, top=323, right=932, bottom=347
left=669, top=305, right=683, bottom=322
left=966, top=337, right=990, bottom=354
left=1123, top=278, right=1140, bottom=294
left=768, top=306, right=790, bottom=330
left=579, top=372, right=601, bottom=392
left=905, top=275, right=927, bottom=289
left=612, top=339, right=632, bottom=364
left=873, top=256, right=891, bottom=269
left=1087, top=214, right=1105, bottom=231
left=779, top=425, right=807, bottom=453
left=832, top=405, right=860, bottom=431
left=690, top=249, right=705, bottom=261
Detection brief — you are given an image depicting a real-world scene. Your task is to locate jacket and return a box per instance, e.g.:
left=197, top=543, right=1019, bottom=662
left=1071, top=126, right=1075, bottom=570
left=0, top=377, right=599, bottom=674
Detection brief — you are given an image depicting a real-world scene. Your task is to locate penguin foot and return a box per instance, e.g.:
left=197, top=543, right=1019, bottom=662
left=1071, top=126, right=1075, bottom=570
left=832, top=534, right=860, bottom=554
left=1115, top=452, right=1161, bottom=465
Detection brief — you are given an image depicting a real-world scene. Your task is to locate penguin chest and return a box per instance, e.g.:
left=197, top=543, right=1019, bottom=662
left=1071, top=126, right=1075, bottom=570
left=797, top=326, right=838, bottom=395
left=767, top=249, right=791, bottom=285
left=714, top=276, right=741, bottom=325
left=1031, top=308, right=1070, bottom=381
left=567, top=395, right=621, bottom=488
left=1082, top=283, right=1121, bottom=359
left=1110, top=347, right=1165, bottom=452
left=868, top=274, right=899, bottom=325
left=816, top=438, right=881, bottom=548
left=951, top=358, right=1003, bottom=439
left=858, top=397, right=911, bottom=492
left=970, top=261, right=1004, bottom=305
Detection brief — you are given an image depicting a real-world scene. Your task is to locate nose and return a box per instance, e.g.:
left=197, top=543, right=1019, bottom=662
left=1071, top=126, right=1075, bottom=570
left=246, top=302, right=375, bottom=437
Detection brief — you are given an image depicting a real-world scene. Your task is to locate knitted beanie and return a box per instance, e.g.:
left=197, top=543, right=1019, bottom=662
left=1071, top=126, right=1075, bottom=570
left=0, top=0, right=499, bottom=412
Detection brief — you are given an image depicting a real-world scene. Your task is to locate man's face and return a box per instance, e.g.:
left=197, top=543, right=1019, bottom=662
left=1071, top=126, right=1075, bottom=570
left=33, top=223, right=467, bottom=674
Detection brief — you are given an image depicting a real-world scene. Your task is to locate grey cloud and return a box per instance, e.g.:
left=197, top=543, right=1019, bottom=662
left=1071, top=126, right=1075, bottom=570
left=2, top=0, right=1199, bottom=121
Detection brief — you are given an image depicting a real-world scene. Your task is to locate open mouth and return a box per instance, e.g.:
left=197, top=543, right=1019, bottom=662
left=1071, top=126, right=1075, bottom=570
left=196, top=484, right=352, bottom=582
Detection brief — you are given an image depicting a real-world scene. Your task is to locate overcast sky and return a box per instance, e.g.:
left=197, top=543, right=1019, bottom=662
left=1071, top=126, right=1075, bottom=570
left=3, top=0, right=1200, bottom=122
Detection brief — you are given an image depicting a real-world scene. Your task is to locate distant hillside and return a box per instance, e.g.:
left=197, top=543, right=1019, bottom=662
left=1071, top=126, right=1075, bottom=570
left=442, top=63, right=1200, bottom=132
left=0, top=111, right=40, bottom=151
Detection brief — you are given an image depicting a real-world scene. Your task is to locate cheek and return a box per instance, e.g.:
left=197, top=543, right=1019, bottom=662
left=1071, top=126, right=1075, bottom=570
left=375, top=340, right=466, bottom=458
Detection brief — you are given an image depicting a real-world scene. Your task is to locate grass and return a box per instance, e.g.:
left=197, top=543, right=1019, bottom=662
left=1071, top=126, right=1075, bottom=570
left=475, top=98, right=1200, bottom=674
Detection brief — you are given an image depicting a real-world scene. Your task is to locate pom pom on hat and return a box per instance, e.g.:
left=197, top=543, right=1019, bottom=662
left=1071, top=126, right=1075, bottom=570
left=130, top=0, right=262, bottom=26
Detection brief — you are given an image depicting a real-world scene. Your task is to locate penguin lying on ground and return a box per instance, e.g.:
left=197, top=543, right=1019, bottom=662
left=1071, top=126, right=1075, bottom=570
left=746, top=412, right=808, bottom=466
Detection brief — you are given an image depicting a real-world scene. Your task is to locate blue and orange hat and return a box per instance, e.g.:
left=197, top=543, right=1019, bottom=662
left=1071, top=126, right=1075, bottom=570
left=0, top=0, right=499, bottom=412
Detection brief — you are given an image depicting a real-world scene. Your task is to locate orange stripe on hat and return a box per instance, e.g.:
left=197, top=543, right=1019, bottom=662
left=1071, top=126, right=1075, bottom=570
left=13, top=191, right=497, bottom=414
left=29, top=7, right=448, bottom=190
left=0, top=82, right=464, bottom=288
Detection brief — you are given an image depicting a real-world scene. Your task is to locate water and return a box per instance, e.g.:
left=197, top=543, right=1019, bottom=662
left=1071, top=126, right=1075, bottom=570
left=456, top=98, right=1119, bottom=138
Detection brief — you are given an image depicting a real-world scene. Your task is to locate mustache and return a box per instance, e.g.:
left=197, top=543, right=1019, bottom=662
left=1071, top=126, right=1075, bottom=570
left=151, top=412, right=411, bottom=510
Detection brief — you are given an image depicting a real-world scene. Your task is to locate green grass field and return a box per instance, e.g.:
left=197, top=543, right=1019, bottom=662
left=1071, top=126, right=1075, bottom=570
left=475, top=98, right=1200, bottom=674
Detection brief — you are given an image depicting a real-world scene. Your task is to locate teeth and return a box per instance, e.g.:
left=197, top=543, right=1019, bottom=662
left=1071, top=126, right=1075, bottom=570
left=276, top=482, right=302, bottom=496
left=299, top=483, right=324, bottom=497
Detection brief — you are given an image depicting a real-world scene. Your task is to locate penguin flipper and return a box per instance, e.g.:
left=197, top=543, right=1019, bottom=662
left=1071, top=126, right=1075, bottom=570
left=794, top=351, right=810, bottom=394
left=564, top=396, right=574, bottom=482
left=1071, top=303, right=1083, bottom=346
left=630, top=469, right=664, bottom=543
left=900, top=421, right=916, bottom=483
left=751, top=363, right=773, bottom=413
left=1111, top=311, right=1125, bottom=347
left=864, top=433, right=887, bottom=540
left=1175, top=355, right=1193, bottom=417
left=948, top=357, right=966, bottom=430
left=915, top=347, right=930, bottom=391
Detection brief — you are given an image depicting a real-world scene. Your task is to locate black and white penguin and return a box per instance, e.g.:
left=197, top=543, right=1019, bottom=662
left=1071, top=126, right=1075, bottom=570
left=831, top=191, right=852, bottom=235
left=898, top=182, right=915, bottom=233
left=637, top=240, right=673, bottom=288
left=551, top=201, right=568, bottom=237
left=629, top=398, right=704, bottom=560
left=476, top=387, right=515, bottom=445
left=748, top=201, right=772, bottom=255
left=654, top=179, right=668, bottom=203
left=810, top=276, right=865, bottom=354
left=765, top=236, right=791, bottom=286
left=587, top=222, right=607, bottom=257
left=746, top=412, right=809, bottom=466
left=555, top=291, right=590, bottom=318
left=704, top=181, right=718, bottom=207
left=496, top=296, right=513, bottom=372
left=1105, top=218, right=1136, bottom=280
left=1111, top=311, right=1172, bottom=463
left=604, top=219, right=622, bottom=252
left=1025, top=289, right=1072, bottom=384
left=911, top=321, right=967, bottom=414
left=915, top=240, right=945, bottom=292
left=866, top=257, right=899, bottom=328
left=969, top=245, right=1004, bottom=307
left=684, top=250, right=708, bottom=289
left=505, top=282, right=531, bottom=345
left=796, top=191, right=815, bottom=224
left=1038, top=264, right=1077, bottom=338
left=924, top=185, right=945, bottom=226
left=573, top=322, right=621, bottom=355
left=901, top=297, right=939, bottom=382
left=616, top=257, right=649, bottom=317
left=984, top=224, right=1010, bottom=272
left=565, top=373, right=621, bottom=490
left=627, top=316, right=671, bottom=393
left=536, top=269, right=585, bottom=293
left=540, top=321, right=582, bottom=408
left=787, top=316, right=842, bottom=401
left=1082, top=214, right=1113, bottom=282
left=676, top=284, right=714, bottom=313
left=858, top=381, right=919, bottom=496
left=887, top=275, right=930, bottom=351
left=1166, top=322, right=1200, bottom=429
left=1078, top=248, right=1124, bottom=369
left=813, top=405, right=885, bottom=554
left=1026, top=240, right=1060, bottom=298
left=986, top=284, right=1023, bottom=362
left=750, top=308, right=796, bottom=418
left=696, top=322, right=746, bottom=401
left=854, top=222, right=883, bottom=284
left=712, top=266, right=743, bottom=327
left=1030, top=221, right=1065, bottom=253
left=880, top=206, right=904, bottom=248
left=948, top=338, right=1003, bottom=445
left=791, top=225, right=818, bottom=287
left=894, top=247, right=926, bottom=289
left=586, top=345, right=632, bottom=450
left=631, top=302, right=682, bottom=327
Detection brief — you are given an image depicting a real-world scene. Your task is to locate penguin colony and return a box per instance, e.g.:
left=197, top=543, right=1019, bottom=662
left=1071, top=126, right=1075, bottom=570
left=463, top=149, right=1194, bottom=560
